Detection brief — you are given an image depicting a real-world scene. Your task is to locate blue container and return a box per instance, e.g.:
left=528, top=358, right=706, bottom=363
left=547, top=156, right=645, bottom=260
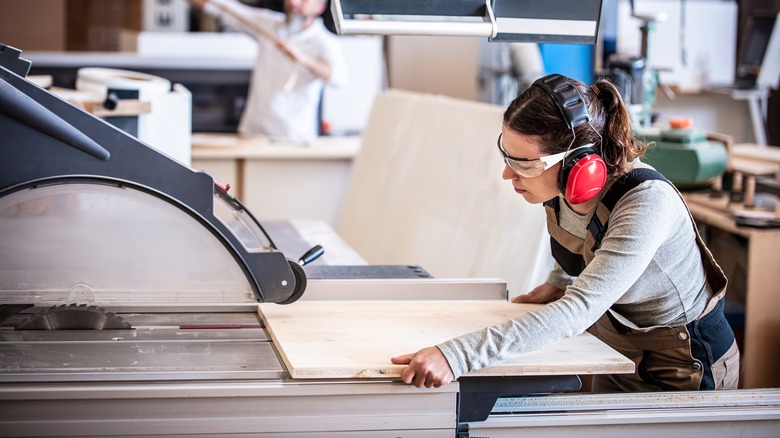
left=539, top=44, right=594, bottom=85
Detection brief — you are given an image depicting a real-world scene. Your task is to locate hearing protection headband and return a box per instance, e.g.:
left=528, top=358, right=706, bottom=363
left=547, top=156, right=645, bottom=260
left=532, top=74, right=590, bottom=130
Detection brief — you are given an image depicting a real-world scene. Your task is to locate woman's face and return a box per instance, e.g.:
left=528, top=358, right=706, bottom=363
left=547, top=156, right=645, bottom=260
left=284, top=0, right=326, bottom=18
left=500, top=126, right=562, bottom=204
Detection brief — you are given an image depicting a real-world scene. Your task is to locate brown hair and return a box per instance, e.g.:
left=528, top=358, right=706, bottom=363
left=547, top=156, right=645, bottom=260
left=502, top=76, right=648, bottom=177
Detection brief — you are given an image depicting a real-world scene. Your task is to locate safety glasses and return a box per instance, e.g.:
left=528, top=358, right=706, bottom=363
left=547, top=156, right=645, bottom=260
left=497, top=133, right=593, bottom=178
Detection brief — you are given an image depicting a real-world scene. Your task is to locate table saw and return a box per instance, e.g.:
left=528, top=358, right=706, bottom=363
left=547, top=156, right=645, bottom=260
left=2, top=44, right=780, bottom=437
left=0, top=43, right=578, bottom=437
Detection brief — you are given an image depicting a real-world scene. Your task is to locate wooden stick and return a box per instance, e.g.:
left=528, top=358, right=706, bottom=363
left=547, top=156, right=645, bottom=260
left=208, top=0, right=300, bottom=90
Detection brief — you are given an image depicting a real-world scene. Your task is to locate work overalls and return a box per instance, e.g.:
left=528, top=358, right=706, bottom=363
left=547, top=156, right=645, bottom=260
left=544, top=167, right=740, bottom=392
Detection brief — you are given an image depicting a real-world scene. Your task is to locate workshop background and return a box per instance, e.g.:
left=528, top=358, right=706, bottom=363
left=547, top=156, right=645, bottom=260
left=2, top=0, right=780, bottom=391
left=3, top=0, right=780, bottom=435
left=1, top=0, right=778, bottom=142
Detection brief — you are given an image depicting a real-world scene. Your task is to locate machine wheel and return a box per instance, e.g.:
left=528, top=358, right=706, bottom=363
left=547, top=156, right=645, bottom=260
left=278, top=259, right=307, bottom=304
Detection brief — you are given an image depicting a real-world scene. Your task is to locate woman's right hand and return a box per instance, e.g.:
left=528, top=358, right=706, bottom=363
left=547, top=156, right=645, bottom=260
left=511, top=283, right=564, bottom=304
left=391, top=347, right=454, bottom=388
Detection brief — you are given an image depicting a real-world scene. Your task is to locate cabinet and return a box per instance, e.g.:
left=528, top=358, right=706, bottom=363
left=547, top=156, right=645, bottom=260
left=191, top=133, right=360, bottom=228
left=685, top=194, right=780, bottom=388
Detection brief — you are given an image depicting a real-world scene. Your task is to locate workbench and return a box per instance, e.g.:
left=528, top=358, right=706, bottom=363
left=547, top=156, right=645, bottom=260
left=191, top=133, right=361, bottom=227
left=684, top=193, right=780, bottom=388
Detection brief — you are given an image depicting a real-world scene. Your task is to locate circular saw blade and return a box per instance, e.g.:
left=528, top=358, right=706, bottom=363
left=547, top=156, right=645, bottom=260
left=15, top=304, right=133, bottom=330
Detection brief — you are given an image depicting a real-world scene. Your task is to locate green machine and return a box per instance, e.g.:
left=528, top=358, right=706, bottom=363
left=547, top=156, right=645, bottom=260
left=607, top=7, right=728, bottom=188
left=636, top=121, right=728, bottom=186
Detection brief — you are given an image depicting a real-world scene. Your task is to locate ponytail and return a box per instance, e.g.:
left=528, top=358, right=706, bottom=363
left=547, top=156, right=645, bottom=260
left=589, top=80, right=648, bottom=176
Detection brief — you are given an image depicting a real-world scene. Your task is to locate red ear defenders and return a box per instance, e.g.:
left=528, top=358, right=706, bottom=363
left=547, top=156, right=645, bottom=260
left=533, top=74, right=607, bottom=204
left=558, top=144, right=607, bottom=204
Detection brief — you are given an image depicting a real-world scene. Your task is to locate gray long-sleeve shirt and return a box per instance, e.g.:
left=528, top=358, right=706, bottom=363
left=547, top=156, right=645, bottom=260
left=438, top=179, right=711, bottom=379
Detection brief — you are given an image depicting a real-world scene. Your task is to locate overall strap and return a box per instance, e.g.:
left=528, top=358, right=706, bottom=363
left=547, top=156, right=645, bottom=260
left=542, top=169, right=663, bottom=276
left=544, top=197, right=587, bottom=276
left=587, top=168, right=668, bottom=252
left=544, top=165, right=728, bottom=302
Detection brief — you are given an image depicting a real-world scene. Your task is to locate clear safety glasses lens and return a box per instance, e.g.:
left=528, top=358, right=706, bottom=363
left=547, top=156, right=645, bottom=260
left=497, top=134, right=594, bottom=178
left=497, top=134, right=565, bottom=178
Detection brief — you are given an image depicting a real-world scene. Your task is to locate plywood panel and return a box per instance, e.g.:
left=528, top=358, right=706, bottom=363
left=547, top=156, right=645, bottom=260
left=258, top=300, right=634, bottom=379
left=337, top=90, right=554, bottom=297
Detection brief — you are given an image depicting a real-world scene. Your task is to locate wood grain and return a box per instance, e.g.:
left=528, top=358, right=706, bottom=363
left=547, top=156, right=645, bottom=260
left=258, top=300, right=634, bottom=379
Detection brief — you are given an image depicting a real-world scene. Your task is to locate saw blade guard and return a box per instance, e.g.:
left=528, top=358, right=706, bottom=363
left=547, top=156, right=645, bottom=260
left=0, top=182, right=259, bottom=306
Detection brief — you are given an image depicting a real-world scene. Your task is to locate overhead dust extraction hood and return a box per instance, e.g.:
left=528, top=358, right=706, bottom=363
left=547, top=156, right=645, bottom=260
left=330, top=0, right=603, bottom=43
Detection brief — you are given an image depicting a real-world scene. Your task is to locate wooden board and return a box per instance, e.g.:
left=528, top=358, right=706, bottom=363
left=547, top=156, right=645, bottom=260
left=336, top=90, right=554, bottom=297
left=258, top=300, right=634, bottom=379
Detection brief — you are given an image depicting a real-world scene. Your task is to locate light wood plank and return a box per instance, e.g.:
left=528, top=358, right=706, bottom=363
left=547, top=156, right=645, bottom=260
left=258, top=300, right=634, bottom=379
left=191, top=133, right=361, bottom=159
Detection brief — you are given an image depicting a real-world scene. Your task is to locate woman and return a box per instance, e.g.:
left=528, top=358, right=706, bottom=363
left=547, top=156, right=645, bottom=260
left=391, top=73, right=740, bottom=392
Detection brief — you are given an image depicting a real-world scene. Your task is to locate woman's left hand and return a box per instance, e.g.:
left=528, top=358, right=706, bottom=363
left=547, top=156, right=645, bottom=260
left=511, top=283, right=564, bottom=304
left=391, top=346, right=455, bottom=388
